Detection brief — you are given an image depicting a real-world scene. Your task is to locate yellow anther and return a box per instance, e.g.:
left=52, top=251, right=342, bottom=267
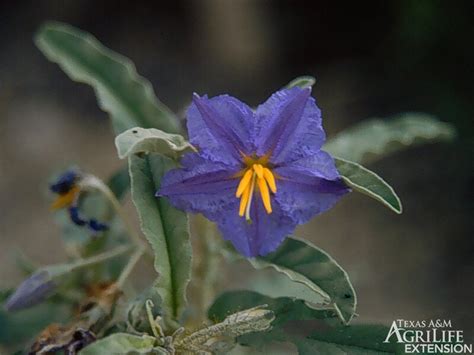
left=239, top=183, right=251, bottom=217
left=51, top=186, right=80, bottom=210
left=257, top=177, right=272, bottom=214
left=263, top=167, right=277, bottom=193
left=235, top=160, right=277, bottom=219
left=253, top=164, right=264, bottom=179
left=236, top=169, right=253, bottom=197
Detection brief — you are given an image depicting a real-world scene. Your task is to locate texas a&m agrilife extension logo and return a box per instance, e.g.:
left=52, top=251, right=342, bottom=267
left=384, top=319, right=472, bottom=354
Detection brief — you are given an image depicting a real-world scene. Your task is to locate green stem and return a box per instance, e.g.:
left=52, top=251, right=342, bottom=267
left=72, top=245, right=131, bottom=269
left=48, top=244, right=132, bottom=277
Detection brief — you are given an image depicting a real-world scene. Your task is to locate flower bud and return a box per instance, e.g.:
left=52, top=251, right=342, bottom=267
left=4, top=270, right=56, bottom=311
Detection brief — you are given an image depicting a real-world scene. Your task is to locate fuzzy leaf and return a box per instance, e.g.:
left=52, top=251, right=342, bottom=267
left=35, top=22, right=181, bottom=134
left=324, top=113, right=455, bottom=164
left=335, top=158, right=402, bottom=214
left=285, top=76, right=316, bottom=89
left=209, top=292, right=401, bottom=354
left=251, top=237, right=356, bottom=324
left=178, top=304, right=274, bottom=353
left=80, top=333, right=164, bottom=355
left=116, top=127, right=194, bottom=159
left=295, top=325, right=403, bottom=354
left=129, top=153, right=192, bottom=327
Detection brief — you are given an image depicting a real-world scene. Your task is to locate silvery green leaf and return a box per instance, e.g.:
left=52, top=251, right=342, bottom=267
left=129, top=154, right=192, bottom=328
left=177, top=304, right=274, bottom=353
left=208, top=291, right=336, bottom=350
left=35, top=22, right=181, bottom=134
left=335, top=158, right=402, bottom=214
left=285, top=76, right=316, bottom=89
left=209, top=292, right=401, bottom=354
left=324, top=113, right=455, bottom=164
left=116, top=127, right=194, bottom=159
left=80, top=333, right=163, bottom=355
left=250, top=237, right=356, bottom=324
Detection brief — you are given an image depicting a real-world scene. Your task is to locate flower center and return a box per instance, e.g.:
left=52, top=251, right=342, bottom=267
left=235, top=157, right=277, bottom=221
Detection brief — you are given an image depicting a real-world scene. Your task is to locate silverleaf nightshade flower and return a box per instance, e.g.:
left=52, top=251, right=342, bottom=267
left=158, top=87, right=350, bottom=257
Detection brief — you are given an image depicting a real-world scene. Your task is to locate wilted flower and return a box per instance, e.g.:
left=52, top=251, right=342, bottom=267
left=50, top=169, right=81, bottom=210
left=159, top=87, right=349, bottom=256
left=4, top=270, right=56, bottom=311
left=50, top=170, right=108, bottom=233
left=29, top=324, right=96, bottom=355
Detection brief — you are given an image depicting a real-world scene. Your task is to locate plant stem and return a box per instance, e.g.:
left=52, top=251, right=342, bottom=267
left=70, top=245, right=131, bottom=271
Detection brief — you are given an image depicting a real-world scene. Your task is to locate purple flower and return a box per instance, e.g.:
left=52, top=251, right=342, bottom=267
left=159, top=87, right=349, bottom=257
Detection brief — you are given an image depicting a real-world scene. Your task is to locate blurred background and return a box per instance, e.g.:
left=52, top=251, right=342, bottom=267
left=0, top=0, right=472, bottom=341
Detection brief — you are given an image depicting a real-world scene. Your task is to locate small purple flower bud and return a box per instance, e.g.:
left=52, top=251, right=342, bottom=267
left=4, top=270, right=56, bottom=311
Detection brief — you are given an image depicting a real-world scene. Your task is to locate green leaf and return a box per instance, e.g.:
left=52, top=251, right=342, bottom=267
left=335, top=158, right=402, bottom=214
left=80, top=333, right=163, bottom=355
left=250, top=237, right=356, bottom=324
left=285, top=76, right=316, bottom=89
left=178, top=304, right=274, bottom=354
left=324, top=113, right=455, bottom=164
left=116, top=127, right=194, bottom=159
left=208, top=291, right=337, bottom=330
left=296, top=325, right=403, bottom=354
left=129, top=153, right=192, bottom=327
left=209, top=292, right=401, bottom=354
left=209, top=291, right=336, bottom=347
left=35, top=22, right=181, bottom=134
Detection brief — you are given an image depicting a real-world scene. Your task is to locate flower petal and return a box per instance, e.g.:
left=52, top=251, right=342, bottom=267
left=255, top=87, right=325, bottom=164
left=274, top=151, right=350, bottom=224
left=158, top=153, right=240, bottom=217
left=188, top=94, right=255, bottom=164
left=216, top=198, right=297, bottom=257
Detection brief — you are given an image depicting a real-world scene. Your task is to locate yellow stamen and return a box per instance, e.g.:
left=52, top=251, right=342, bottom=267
left=263, top=167, right=277, bottom=193
left=239, top=183, right=251, bottom=217
left=236, top=169, right=253, bottom=197
left=245, top=173, right=257, bottom=221
left=235, top=159, right=278, bottom=220
left=257, top=177, right=272, bottom=214
left=253, top=164, right=264, bottom=179
left=51, top=186, right=80, bottom=210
